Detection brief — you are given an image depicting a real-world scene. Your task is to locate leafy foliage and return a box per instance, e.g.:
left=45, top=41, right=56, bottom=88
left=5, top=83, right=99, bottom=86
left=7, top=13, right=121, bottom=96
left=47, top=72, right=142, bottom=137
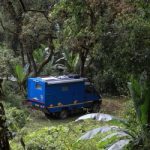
left=76, top=77, right=150, bottom=149
left=14, top=65, right=26, bottom=85
left=0, top=44, right=20, bottom=77
left=1, top=0, right=150, bottom=94
left=128, top=77, right=150, bottom=126
left=10, top=119, right=102, bottom=150
left=56, top=49, right=79, bottom=73
left=5, top=105, right=29, bottom=132
left=33, top=44, right=46, bottom=64
left=25, top=126, right=70, bottom=150
left=127, top=77, right=150, bottom=149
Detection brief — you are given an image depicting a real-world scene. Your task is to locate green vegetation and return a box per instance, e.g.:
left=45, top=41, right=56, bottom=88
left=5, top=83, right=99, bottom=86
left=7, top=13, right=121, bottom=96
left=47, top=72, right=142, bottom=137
left=9, top=99, right=127, bottom=150
left=0, top=0, right=150, bottom=149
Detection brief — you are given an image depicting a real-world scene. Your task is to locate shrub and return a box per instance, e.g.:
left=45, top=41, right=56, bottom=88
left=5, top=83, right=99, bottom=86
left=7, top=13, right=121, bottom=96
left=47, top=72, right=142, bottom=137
left=25, top=126, right=71, bottom=150
left=5, top=105, right=29, bottom=132
left=2, top=80, right=26, bottom=107
left=4, top=93, right=25, bottom=108
left=122, top=100, right=140, bottom=134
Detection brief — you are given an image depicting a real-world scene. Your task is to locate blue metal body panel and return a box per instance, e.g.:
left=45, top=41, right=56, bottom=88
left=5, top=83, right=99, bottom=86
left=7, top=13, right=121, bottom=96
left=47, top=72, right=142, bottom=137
left=45, top=82, right=84, bottom=106
left=27, top=75, right=101, bottom=113
left=27, top=78, right=45, bottom=104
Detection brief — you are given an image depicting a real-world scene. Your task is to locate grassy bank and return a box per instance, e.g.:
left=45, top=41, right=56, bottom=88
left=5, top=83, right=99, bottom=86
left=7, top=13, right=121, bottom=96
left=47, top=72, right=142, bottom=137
left=8, top=97, right=129, bottom=150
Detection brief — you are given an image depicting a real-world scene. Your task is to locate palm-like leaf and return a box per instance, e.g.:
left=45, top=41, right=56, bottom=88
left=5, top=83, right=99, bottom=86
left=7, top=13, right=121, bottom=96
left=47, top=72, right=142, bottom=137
left=56, top=50, right=79, bottom=73
left=128, top=78, right=150, bottom=126
left=107, top=139, right=130, bottom=150
left=33, top=48, right=44, bottom=63
left=77, top=77, right=150, bottom=149
left=78, top=126, right=119, bottom=140
left=77, top=113, right=135, bottom=149
left=15, top=65, right=26, bottom=83
left=33, top=44, right=47, bottom=63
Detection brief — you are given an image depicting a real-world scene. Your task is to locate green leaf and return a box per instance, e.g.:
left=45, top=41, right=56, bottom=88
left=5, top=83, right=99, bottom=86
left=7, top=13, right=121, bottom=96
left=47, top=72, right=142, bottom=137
left=15, top=65, right=26, bottom=83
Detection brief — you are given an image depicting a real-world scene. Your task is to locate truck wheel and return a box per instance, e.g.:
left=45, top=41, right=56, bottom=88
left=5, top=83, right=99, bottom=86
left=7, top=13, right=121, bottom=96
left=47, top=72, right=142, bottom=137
left=92, top=102, right=101, bottom=113
left=44, top=113, right=51, bottom=119
left=59, top=110, right=68, bottom=119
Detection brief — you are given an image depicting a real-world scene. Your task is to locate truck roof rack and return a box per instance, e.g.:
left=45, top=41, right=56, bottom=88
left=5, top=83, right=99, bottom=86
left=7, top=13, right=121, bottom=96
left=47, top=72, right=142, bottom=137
left=68, top=74, right=80, bottom=79
left=38, top=75, right=87, bottom=85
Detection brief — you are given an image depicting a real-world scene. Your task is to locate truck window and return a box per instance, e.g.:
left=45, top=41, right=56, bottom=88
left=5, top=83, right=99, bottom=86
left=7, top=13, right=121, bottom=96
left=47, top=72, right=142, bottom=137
left=35, top=83, right=42, bottom=89
left=62, top=86, right=69, bottom=91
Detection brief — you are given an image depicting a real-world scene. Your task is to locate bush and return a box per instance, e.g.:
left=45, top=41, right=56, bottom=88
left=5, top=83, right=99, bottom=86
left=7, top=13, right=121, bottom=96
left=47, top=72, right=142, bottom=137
left=93, top=70, right=129, bottom=96
left=122, top=100, right=140, bottom=134
left=10, top=119, right=103, bottom=150
left=2, top=80, right=26, bottom=107
left=0, top=44, right=21, bottom=77
left=5, top=93, right=25, bottom=108
left=5, top=105, right=29, bottom=132
left=24, top=126, right=70, bottom=150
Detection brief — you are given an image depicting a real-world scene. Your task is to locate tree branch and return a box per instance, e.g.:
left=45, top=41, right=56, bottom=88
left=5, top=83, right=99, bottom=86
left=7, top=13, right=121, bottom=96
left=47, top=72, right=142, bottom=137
left=26, top=9, right=47, bottom=13
left=0, top=19, right=18, bottom=35
left=36, top=49, right=54, bottom=75
left=18, top=0, right=47, bottom=13
left=18, top=0, right=26, bottom=12
left=1, top=0, right=52, bottom=36
left=18, top=0, right=51, bottom=23
left=37, top=38, right=54, bottom=75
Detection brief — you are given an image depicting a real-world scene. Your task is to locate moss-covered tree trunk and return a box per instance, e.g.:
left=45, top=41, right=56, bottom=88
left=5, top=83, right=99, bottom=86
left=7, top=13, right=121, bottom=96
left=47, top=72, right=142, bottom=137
left=0, top=103, right=10, bottom=150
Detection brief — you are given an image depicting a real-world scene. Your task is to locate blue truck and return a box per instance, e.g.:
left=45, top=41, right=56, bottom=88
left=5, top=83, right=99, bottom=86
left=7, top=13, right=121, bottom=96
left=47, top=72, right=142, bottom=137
left=27, top=75, right=102, bottom=119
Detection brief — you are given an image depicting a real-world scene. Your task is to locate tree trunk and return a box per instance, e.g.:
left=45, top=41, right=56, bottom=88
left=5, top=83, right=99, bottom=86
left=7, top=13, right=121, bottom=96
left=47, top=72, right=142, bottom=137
left=20, top=42, right=25, bottom=66
left=80, top=52, right=86, bottom=77
left=0, top=79, right=3, bottom=96
left=0, top=103, right=10, bottom=150
left=1, top=0, right=22, bottom=55
left=30, top=52, right=37, bottom=76
left=79, top=47, right=89, bottom=77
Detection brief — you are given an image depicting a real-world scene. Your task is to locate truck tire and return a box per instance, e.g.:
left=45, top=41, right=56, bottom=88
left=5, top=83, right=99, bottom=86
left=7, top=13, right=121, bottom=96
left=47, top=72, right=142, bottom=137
left=59, top=110, right=68, bottom=119
left=44, top=113, right=52, bottom=119
left=92, top=101, right=101, bottom=113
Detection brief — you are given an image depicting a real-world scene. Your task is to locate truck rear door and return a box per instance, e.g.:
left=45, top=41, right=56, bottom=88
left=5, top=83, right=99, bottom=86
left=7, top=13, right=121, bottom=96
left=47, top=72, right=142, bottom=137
left=27, top=78, right=45, bottom=104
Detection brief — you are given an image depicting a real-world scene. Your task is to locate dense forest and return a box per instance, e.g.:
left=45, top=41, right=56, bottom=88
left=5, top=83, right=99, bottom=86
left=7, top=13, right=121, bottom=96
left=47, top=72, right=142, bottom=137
left=0, top=0, right=150, bottom=149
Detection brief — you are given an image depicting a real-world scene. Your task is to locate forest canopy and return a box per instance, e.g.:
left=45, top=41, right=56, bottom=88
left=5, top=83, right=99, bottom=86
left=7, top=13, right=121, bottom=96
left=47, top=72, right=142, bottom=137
left=0, top=0, right=149, bottom=95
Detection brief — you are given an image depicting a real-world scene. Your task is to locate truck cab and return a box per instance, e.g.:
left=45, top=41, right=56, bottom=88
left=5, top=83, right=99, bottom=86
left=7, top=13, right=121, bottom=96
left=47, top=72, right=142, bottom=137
left=27, top=75, right=102, bottom=119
